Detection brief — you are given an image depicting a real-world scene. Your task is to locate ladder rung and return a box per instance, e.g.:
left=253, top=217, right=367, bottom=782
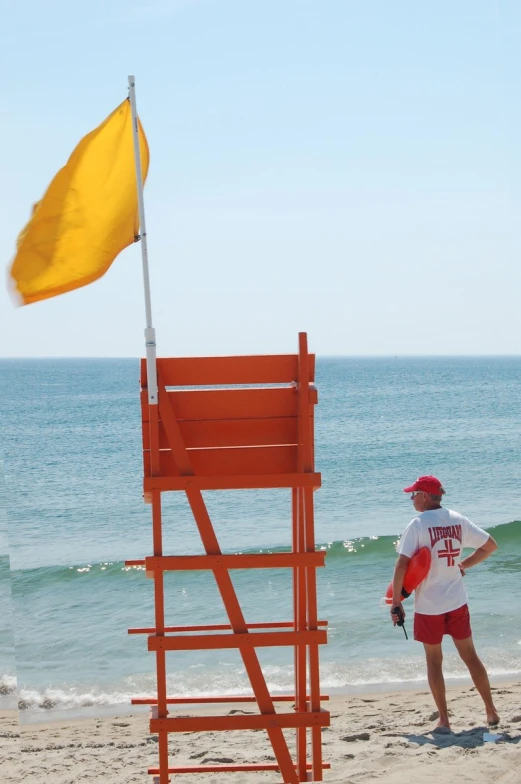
left=132, top=694, right=330, bottom=705
left=148, top=763, right=331, bottom=774
left=128, top=620, right=328, bottom=635
left=148, top=630, right=327, bottom=651
left=144, top=472, right=321, bottom=492
left=140, top=551, right=326, bottom=572
left=150, top=710, right=331, bottom=733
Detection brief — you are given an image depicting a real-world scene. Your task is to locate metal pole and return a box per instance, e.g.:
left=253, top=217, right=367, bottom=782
left=128, top=74, right=158, bottom=406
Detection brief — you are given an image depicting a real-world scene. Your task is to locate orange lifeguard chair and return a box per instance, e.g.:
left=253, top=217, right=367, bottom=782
left=127, top=332, right=329, bottom=783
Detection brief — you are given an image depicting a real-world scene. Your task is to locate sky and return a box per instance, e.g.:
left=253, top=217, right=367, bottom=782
left=1, top=0, right=520, bottom=357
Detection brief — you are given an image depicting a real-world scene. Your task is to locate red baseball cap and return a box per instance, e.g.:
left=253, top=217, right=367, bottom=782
left=403, top=475, right=445, bottom=495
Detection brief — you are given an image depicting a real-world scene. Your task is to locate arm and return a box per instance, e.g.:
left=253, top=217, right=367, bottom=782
left=460, top=535, right=498, bottom=575
left=390, top=554, right=411, bottom=624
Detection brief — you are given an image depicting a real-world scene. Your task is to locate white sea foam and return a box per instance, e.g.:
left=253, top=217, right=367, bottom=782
left=0, top=673, right=17, bottom=695
left=11, top=649, right=521, bottom=717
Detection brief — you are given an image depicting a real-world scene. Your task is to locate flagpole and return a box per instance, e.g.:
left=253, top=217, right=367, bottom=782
left=128, top=74, right=158, bottom=406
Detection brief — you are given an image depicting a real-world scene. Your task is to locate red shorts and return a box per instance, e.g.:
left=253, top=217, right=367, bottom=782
left=414, top=604, right=472, bottom=645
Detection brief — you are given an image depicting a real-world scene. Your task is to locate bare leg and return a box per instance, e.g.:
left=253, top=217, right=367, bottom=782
left=452, top=636, right=499, bottom=725
left=423, top=643, right=450, bottom=729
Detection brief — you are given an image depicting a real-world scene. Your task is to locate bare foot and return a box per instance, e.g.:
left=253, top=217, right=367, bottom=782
left=433, top=720, right=451, bottom=734
left=487, top=710, right=500, bottom=726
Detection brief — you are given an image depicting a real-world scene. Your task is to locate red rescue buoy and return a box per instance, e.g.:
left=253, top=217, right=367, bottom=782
left=384, top=546, right=431, bottom=605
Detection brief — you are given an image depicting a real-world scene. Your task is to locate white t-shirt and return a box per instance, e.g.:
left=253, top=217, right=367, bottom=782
left=397, top=507, right=490, bottom=615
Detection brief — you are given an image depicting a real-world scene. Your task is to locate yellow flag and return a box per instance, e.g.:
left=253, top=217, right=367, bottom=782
left=9, top=99, right=150, bottom=305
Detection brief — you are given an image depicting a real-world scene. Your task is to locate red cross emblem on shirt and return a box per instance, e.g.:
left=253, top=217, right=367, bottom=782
left=438, top=539, right=460, bottom=567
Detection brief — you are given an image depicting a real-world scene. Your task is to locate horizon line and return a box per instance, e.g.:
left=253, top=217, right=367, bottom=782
left=1, top=354, right=521, bottom=361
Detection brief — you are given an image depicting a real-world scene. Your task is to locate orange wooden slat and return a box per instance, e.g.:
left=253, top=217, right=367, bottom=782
left=149, top=493, right=169, bottom=784
left=296, top=334, right=312, bottom=781
left=142, top=417, right=299, bottom=450
left=311, top=408, right=316, bottom=471
left=143, top=445, right=299, bottom=478
left=143, top=472, right=321, bottom=491
left=150, top=710, right=330, bottom=733
left=129, top=620, right=329, bottom=634
left=133, top=694, right=330, bottom=705
left=148, top=630, right=327, bottom=652
left=150, top=765, right=283, bottom=774
left=148, top=406, right=161, bottom=476
left=141, top=387, right=318, bottom=423
left=148, top=763, right=331, bottom=774
left=141, top=355, right=315, bottom=387
left=298, top=337, right=322, bottom=782
left=143, top=552, right=326, bottom=571
left=295, top=488, right=308, bottom=781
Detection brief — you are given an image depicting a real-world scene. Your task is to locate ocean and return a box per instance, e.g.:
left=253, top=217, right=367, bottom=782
left=1, top=356, right=520, bottom=722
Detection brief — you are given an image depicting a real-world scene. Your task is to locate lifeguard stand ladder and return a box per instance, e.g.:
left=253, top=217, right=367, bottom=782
left=126, top=332, right=329, bottom=783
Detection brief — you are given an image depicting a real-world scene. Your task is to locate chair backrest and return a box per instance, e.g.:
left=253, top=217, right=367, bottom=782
left=140, top=354, right=316, bottom=480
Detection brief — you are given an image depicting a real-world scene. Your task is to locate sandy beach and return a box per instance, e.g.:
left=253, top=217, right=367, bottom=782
left=2, top=681, right=519, bottom=784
